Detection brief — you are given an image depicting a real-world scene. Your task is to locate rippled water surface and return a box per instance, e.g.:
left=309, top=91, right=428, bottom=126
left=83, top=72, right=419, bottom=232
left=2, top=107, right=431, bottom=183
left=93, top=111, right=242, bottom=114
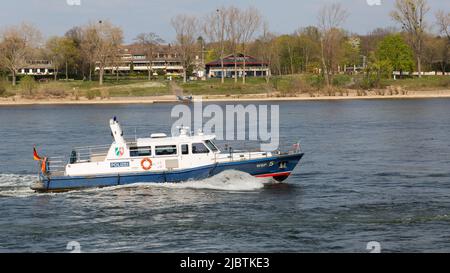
left=1, top=99, right=450, bottom=252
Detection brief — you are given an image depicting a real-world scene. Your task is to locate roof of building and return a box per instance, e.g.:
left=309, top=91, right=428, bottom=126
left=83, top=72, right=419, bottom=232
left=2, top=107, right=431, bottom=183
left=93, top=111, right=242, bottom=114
left=205, top=53, right=268, bottom=67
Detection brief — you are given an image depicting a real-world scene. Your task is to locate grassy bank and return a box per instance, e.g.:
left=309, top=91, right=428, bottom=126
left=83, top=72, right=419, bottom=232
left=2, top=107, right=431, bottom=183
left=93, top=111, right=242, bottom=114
left=1, top=74, right=450, bottom=100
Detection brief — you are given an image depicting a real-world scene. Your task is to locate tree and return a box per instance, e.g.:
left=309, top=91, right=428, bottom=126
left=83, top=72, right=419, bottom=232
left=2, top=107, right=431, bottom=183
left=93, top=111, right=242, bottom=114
left=254, top=21, right=276, bottom=83
left=436, top=10, right=450, bottom=42
left=0, top=23, right=41, bottom=86
left=317, top=3, right=349, bottom=86
left=296, top=26, right=321, bottom=73
left=134, top=33, right=164, bottom=81
left=237, top=6, right=262, bottom=84
left=361, top=27, right=397, bottom=56
left=204, top=7, right=229, bottom=83
left=227, top=6, right=243, bottom=83
left=424, top=35, right=449, bottom=74
left=391, top=0, right=430, bottom=78
left=171, top=14, right=198, bottom=83
left=81, top=21, right=123, bottom=85
left=65, top=26, right=85, bottom=79
left=46, top=36, right=78, bottom=80
left=376, top=34, right=414, bottom=76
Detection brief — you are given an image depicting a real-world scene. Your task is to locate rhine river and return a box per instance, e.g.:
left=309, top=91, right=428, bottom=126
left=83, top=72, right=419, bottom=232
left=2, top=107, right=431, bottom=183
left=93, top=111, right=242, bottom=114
left=0, top=99, right=449, bottom=252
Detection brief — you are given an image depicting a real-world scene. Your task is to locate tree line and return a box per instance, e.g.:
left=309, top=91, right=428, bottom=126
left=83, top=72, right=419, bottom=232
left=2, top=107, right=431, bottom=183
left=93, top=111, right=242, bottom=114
left=0, top=0, right=449, bottom=88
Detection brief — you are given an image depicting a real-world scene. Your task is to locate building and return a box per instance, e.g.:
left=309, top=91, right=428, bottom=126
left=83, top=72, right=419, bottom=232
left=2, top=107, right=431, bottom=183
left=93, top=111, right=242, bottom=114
left=205, top=54, right=270, bottom=79
left=17, top=60, right=55, bottom=76
left=99, top=44, right=184, bottom=76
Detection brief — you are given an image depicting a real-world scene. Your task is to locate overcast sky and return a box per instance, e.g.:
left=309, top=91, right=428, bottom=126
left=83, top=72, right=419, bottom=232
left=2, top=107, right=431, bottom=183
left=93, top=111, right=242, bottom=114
left=0, top=0, right=448, bottom=43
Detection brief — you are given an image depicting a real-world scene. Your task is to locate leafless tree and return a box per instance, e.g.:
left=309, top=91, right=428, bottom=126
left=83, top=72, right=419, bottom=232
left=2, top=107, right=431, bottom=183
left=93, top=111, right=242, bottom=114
left=436, top=10, right=450, bottom=42
left=227, top=6, right=242, bottom=83
left=80, top=25, right=98, bottom=81
left=258, top=21, right=275, bottom=83
left=171, top=14, right=199, bottom=83
left=391, top=0, right=430, bottom=78
left=134, top=33, right=164, bottom=81
left=204, top=7, right=228, bottom=83
left=81, top=21, right=123, bottom=85
left=0, top=23, right=41, bottom=86
left=238, top=6, right=262, bottom=84
left=317, top=3, right=349, bottom=86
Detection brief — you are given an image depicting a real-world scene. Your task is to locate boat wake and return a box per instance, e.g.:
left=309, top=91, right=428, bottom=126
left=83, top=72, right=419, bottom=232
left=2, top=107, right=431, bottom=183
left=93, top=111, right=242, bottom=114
left=0, top=170, right=273, bottom=197
left=0, top=174, right=36, bottom=198
left=145, top=170, right=270, bottom=191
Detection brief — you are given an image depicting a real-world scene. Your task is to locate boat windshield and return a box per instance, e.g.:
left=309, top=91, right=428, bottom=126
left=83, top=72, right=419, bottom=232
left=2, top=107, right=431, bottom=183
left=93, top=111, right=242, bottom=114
left=205, top=140, right=219, bottom=152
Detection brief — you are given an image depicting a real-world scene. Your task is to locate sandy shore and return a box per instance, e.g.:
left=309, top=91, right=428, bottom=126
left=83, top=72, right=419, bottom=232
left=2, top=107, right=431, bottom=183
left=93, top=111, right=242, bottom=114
left=1, top=89, right=450, bottom=106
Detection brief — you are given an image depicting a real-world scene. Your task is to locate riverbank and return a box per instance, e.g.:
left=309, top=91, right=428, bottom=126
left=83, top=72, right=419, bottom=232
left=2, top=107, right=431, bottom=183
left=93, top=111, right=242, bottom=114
left=1, top=89, right=450, bottom=105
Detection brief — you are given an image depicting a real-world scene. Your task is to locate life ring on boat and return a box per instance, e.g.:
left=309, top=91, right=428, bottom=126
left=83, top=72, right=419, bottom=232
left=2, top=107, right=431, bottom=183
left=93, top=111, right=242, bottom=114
left=141, top=158, right=152, bottom=170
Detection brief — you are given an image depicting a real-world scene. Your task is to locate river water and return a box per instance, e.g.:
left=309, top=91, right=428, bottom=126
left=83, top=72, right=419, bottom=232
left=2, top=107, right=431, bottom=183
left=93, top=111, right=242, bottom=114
left=0, top=99, right=449, bottom=252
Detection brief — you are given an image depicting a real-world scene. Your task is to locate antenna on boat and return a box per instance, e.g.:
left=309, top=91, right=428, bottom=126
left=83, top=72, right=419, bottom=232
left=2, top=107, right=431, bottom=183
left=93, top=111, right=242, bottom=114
left=176, top=125, right=191, bottom=137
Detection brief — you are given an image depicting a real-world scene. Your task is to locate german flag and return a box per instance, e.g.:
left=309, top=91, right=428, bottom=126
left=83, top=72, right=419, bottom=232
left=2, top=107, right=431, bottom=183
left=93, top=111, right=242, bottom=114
left=33, top=146, right=41, bottom=161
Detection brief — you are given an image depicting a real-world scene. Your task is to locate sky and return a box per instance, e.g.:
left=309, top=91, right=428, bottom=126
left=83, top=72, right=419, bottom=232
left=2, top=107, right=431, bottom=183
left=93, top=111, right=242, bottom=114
left=0, top=0, right=448, bottom=43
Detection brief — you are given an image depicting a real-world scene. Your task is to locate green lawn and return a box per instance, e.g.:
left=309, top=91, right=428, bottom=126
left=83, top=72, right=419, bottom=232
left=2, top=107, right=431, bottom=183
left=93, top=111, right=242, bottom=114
left=381, top=76, right=450, bottom=90
left=2, top=74, right=450, bottom=99
left=179, top=77, right=271, bottom=95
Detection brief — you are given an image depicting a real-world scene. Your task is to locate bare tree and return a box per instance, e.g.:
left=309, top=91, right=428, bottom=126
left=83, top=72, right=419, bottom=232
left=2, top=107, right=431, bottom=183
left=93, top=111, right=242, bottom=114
left=134, top=33, right=164, bottom=81
left=257, top=21, right=275, bottom=83
left=0, top=23, right=41, bottom=86
left=80, top=25, right=98, bottom=81
left=227, top=6, right=242, bottom=83
left=171, top=14, right=198, bottom=83
left=391, top=0, right=430, bottom=78
left=81, top=21, right=123, bottom=85
left=204, top=7, right=228, bottom=83
left=317, top=3, right=349, bottom=86
left=238, top=6, right=262, bottom=84
left=436, top=10, right=450, bottom=41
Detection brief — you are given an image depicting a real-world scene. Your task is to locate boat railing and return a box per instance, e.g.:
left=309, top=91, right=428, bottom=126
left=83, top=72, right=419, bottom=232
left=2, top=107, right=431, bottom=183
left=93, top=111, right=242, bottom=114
left=215, top=141, right=302, bottom=163
left=46, top=156, right=67, bottom=175
left=72, top=144, right=111, bottom=162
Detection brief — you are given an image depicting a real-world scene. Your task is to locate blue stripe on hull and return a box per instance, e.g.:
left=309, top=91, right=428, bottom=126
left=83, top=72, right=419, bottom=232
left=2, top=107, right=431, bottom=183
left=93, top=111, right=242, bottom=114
left=212, top=153, right=304, bottom=177
left=35, top=153, right=304, bottom=192
left=39, top=164, right=216, bottom=191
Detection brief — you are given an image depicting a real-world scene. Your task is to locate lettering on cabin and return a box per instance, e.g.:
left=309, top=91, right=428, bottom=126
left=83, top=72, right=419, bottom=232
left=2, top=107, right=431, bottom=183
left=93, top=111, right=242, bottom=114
left=110, top=162, right=130, bottom=168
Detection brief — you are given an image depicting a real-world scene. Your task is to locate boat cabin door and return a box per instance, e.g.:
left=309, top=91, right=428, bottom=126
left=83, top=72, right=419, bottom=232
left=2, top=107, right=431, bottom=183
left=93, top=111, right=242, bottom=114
left=179, top=144, right=191, bottom=168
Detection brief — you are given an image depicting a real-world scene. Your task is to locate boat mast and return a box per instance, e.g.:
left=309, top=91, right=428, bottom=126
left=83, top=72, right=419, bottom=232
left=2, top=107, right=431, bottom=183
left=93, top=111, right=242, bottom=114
left=110, top=117, right=125, bottom=144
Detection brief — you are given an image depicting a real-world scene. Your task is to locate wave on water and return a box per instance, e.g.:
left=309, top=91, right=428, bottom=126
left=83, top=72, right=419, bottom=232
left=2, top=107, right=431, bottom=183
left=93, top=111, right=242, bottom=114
left=130, top=170, right=270, bottom=191
left=0, top=173, right=36, bottom=197
left=0, top=170, right=271, bottom=197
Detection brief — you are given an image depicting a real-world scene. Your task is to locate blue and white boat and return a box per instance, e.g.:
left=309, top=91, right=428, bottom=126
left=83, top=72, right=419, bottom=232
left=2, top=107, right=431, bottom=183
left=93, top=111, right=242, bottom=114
left=31, top=117, right=304, bottom=192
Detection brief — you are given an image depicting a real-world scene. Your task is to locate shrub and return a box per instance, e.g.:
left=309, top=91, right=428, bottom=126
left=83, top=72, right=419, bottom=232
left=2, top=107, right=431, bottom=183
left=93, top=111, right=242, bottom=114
left=305, top=75, right=325, bottom=90
left=0, top=81, right=6, bottom=97
left=86, top=90, right=99, bottom=100
left=439, top=77, right=450, bottom=88
left=20, top=76, right=37, bottom=95
left=332, top=74, right=352, bottom=87
left=100, top=89, right=110, bottom=99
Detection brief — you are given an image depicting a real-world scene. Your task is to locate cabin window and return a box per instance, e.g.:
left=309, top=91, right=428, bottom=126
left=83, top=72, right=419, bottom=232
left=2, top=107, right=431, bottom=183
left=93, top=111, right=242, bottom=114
left=205, top=140, right=219, bottom=152
left=181, top=144, right=189, bottom=155
left=130, top=146, right=152, bottom=157
left=192, top=143, right=210, bottom=154
left=155, top=145, right=177, bottom=156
